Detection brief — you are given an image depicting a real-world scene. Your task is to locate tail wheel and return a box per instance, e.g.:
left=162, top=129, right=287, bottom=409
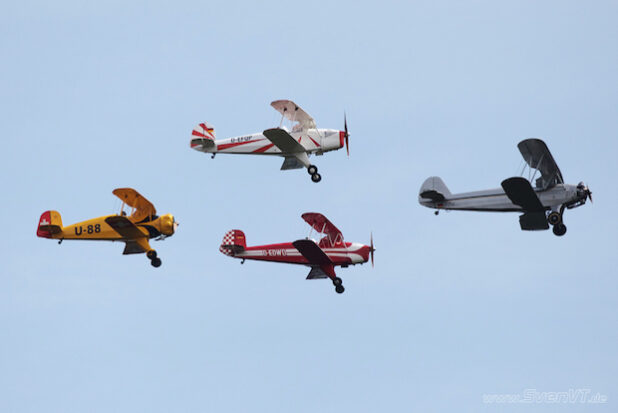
left=147, top=250, right=157, bottom=260
left=308, top=165, right=318, bottom=175
left=547, top=211, right=561, bottom=226
left=311, top=173, right=322, bottom=183
left=151, top=257, right=162, bottom=267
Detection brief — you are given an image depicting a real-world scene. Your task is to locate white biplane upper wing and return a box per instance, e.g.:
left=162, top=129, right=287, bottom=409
left=271, top=100, right=316, bottom=130
left=518, top=139, right=564, bottom=189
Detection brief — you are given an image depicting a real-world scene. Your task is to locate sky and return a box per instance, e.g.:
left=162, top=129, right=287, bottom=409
left=1, top=0, right=617, bottom=412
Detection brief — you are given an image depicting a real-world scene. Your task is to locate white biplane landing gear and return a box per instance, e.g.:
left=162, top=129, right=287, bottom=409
left=307, top=165, right=322, bottom=183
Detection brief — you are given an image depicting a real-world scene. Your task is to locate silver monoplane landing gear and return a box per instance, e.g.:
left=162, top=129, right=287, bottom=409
left=548, top=205, right=567, bottom=237
left=552, top=224, right=567, bottom=236
left=333, top=277, right=345, bottom=294
left=147, top=250, right=162, bottom=267
left=308, top=165, right=321, bottom=183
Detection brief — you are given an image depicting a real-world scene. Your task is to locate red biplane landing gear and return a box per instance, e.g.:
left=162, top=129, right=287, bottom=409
left=147, top=250, right=162, bottom=267
left=333, top=277, right=344, bottom=294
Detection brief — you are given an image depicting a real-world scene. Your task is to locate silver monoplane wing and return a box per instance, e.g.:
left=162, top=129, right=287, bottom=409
left=518, top=139, right=564, bottom=189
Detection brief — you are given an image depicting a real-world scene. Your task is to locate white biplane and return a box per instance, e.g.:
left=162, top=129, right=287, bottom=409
left=419, top=139, right=592, bottom=236
left=190, top=100, right=349, bottom=182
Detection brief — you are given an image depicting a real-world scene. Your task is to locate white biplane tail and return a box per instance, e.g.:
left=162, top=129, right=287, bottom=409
left=419, top=176, right=451, bottom=203
left=190, top=122, right=216, bottom=151
left=219, top=229, right=247, bottom=256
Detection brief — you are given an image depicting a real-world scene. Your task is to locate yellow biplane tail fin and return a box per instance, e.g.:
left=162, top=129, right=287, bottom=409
left=37, top=210, right=63, bottom=238
left=112, top=188, right=157, bottom=223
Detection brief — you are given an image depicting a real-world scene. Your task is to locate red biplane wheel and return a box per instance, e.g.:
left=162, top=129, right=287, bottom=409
left=335, top=285, right=345, bottom=294
left=333, top=277, right=343, bottom=286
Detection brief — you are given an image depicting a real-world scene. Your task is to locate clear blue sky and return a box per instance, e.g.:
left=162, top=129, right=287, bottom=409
left=1, top=1, right=617, bottom=412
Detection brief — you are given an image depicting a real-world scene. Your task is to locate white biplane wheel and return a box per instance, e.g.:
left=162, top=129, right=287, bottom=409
left=547, top=211, right=561, bottom=226
left=311, top=173, right=322, bottom=183
left=552, top=224, right=567, bottom=236
left=151, top=257, right=162, bottom=267
left=308, top=165, right=318, bottom=175
left=335, top=285, right=345, bottom=294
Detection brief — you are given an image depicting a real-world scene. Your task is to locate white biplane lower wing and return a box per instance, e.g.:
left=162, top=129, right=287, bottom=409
left=518, top=139, right=564, bottom=189
left=263, top=128, right=311, bottom=168
left=501, top=177, right=549, bottom=230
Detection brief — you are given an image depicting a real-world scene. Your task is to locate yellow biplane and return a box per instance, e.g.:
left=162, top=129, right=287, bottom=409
left=37, top=188, right=178, bottom=267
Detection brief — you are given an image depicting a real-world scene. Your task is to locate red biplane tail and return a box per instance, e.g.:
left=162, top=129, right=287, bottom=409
left=190, top=122, right=216, bottom=151
left=37, top=210, right=63, bottom=238
left=219, top=229, right=246, bottom=256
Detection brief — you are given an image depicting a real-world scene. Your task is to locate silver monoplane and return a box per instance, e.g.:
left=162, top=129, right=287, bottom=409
left=419, top=139, right=591, bottom=236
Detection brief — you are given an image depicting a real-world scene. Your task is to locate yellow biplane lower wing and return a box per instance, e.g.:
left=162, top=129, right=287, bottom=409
left=105, top=216, right=152, bottom=254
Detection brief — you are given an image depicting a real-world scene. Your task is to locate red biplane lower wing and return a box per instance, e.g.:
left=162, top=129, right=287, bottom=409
left=293, top=239, right=336, bottom=279
left=293, top=239, right=332, bottom=264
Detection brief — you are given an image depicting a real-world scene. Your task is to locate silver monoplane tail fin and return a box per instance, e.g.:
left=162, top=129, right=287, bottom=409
left=419, top=176, right=452, bottom=203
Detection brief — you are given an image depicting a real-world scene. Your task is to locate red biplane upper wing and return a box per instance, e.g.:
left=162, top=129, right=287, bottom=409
left=301, top=212, right=343, bottom=242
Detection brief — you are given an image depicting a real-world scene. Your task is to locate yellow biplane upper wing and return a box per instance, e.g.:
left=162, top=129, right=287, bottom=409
left=112, top=188, right=156, bottom=222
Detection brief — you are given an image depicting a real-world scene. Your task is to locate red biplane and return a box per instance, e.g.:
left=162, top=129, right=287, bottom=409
left=220, top=213, right=374, bottom=294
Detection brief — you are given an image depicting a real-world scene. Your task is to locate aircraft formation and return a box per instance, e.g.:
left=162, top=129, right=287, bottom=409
left=37, top=100, right=591, bottom=293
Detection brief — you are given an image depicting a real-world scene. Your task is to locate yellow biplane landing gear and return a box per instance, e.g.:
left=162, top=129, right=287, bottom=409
left=147, top=250, right=162, bottom=268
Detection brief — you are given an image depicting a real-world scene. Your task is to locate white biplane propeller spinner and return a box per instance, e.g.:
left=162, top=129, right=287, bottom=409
left=419, top=139, right=592, bottom=236
left=190, top=100, right=349, bottom=182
